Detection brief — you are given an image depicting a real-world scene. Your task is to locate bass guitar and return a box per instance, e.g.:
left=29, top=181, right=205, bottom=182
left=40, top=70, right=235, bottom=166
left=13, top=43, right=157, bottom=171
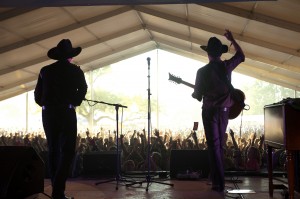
left=168, top=73, right=248, bottom=120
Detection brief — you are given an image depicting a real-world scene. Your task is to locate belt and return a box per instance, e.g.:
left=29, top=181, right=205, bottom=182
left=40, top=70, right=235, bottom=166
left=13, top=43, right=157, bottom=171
left=222, top=107, right=228, bottom=112
left=215, top=107, right=228, bottom=112
left=42, top=104, right=74, bottom=110
left=203, top=107, right=229, bottom=111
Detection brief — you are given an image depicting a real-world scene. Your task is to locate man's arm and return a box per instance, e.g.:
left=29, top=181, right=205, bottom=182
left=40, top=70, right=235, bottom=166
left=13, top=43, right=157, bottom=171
left=223, top=29, right=245, bottom=76
left=192, top=68, right=204, bottom=102
left=75, top=68, right=88, bottom=106
left=224, top=29, right=245, bottom=60
left=34, top=70, right=43, bottom=107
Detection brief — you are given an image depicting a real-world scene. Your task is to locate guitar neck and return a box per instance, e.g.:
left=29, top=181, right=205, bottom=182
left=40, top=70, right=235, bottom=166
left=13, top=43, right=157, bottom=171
left=181, top=80, right=195, bottom=89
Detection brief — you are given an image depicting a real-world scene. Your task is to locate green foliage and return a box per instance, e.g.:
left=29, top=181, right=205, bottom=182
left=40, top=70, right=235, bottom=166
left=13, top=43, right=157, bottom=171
left=76, top=65, right=159, bottom=128
left=242, top=80, right=295, bottom=115
left=77, top=89, right=158, bottom=127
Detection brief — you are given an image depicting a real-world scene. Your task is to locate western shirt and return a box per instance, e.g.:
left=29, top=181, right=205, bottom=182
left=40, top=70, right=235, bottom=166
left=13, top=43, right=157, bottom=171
left=193, top=51, right=245, bottom=109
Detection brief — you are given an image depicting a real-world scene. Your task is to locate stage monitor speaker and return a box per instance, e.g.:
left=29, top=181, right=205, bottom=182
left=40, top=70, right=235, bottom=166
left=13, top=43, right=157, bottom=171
left=39, top=151, right=50, bottom=178
left=295, top=151, right=300, bottom=192
left=82, top=151, right=120, bottom=176
left=0, top=146, right=44, bottom=199
left=170, top=149, right=210, bottom=179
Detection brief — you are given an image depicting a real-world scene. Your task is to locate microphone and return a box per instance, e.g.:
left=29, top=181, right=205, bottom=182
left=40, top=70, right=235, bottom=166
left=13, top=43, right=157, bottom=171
left=147, top=57, right=151, bottom=66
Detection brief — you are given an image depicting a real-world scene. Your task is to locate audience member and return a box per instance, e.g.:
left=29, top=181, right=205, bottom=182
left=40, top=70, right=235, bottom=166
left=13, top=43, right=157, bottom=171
left=0, top=125, right=272, bottom=176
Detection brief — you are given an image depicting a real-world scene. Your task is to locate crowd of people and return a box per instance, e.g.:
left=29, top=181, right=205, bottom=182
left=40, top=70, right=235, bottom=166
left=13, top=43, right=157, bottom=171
left=0, top=125, right=286, bottom=178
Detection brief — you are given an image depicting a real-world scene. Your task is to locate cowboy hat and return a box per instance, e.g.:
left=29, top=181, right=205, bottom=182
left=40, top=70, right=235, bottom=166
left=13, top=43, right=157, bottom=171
left=47, top=39, right=82, bottom=60
left=200, top=37, right=228, bottom=57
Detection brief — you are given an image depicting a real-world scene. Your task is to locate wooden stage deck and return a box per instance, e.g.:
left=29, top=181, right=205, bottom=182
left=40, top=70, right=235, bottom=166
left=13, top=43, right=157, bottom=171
left=27, top=174, right=300, bottom=199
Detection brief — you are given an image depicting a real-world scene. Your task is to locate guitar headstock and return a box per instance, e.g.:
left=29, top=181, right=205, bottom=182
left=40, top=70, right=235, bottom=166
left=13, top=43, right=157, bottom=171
left=168, top=73, right=182, bottom=84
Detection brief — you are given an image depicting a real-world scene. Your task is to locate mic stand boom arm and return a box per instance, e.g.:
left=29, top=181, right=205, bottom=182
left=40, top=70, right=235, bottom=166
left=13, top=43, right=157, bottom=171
left=84, top=99, right=127, bottom=109
left=84, top=98, right=130, bottom=190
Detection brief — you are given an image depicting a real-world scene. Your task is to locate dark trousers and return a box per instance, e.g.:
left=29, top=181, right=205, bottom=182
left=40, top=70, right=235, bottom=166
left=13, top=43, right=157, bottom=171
left=42, top=107, right=77, bottom=198
left=202, top=107, right=229, bottom=191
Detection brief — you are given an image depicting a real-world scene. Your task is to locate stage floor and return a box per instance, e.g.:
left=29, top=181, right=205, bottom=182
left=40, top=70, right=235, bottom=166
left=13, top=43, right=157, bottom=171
left=29, top=175, right=300, bottom=199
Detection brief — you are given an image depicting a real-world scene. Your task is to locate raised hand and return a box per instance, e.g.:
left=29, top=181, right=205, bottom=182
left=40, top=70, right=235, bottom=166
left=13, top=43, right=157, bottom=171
left=224, top=29, right=234, bottom=42
left=154, top=129, right=160, bottom=137
left=260, top=134, right=265, bottom=142
left=229, top=129, right=235, bottom=138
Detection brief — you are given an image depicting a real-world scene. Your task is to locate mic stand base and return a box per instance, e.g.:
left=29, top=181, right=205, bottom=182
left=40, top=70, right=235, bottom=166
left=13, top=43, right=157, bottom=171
left=95, top=174, right=141, bottom=190
left=126, top=173, right=174, bottom=191
left=84, top=99, right=135, bottom=189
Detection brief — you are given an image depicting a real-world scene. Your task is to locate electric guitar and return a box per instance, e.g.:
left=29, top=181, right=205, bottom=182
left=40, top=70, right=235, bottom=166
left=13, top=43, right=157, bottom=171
left=168, top=73, right=247, bottom=120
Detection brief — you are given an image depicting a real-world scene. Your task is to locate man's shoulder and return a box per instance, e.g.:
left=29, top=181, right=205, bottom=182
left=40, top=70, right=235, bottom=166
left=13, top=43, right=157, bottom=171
left=70, top=63, right=84, bottom=74
left=197, top=63, right=212, bottom=74
left=72, top=63, right=82, bottom=70
left=41, top=62, right=55, bottom=71
left=43, top=61, right=82, bottom=70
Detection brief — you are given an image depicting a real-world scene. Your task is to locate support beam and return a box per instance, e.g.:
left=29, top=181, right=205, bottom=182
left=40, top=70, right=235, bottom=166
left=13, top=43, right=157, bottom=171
left=0, top=24, right=142, bottom=76
left=0, top=8, right=38, bottom=22
left=0, top=0, right=275, bottom=7
left=0, top=76, right=37, bottom=92
left=82, top=42, right=156, bottom=72
left=199, top=3, right=300, bottom=33
left=134, top=5, right=300, bottom=57
left=78, top=38, right=151, bottom=65
left=0, top=6, right=132, bottom=54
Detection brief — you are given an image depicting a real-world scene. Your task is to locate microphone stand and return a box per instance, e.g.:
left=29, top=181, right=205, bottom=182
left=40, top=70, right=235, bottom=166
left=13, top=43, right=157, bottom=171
left=126, top=57, right=174, bottom=191
left=84, top=99, right=133, bottom=190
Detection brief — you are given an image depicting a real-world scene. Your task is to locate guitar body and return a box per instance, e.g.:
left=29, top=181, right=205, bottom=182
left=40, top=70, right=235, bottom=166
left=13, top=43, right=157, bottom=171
left=229, top=89, right=245, bottom=120
left=168, top=73, right=247, bottom=120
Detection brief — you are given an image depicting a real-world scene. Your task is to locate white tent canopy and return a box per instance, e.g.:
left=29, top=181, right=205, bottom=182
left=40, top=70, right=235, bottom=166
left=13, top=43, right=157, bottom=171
left=0, top=0, right=299, bottom=101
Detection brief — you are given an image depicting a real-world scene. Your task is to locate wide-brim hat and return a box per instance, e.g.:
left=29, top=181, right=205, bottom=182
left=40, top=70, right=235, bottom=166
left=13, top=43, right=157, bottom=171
left=47, top=39, right=82, bottom=60
left=200, top=37, right=228, bottom=57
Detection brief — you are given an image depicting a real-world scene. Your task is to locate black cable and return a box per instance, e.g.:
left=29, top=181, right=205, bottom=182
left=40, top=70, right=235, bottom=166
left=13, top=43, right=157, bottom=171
left=84, top=99, right=98, bottom=107
left=224, top=176, right=246, bottom=199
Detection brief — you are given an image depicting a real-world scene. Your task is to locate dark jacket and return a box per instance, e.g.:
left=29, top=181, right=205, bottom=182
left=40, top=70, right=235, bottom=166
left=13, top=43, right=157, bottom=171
left=34, top=60, right=87, bottom=107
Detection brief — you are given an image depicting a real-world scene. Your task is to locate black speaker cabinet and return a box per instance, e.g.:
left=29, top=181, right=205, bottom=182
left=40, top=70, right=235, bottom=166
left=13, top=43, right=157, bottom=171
left=295, top=151, right=300, bottom=192
left=170, top=149, right=210, bottom=179
left=0, top=146, right=44, bottom=199
left=82, top=151, right=120, bottom=176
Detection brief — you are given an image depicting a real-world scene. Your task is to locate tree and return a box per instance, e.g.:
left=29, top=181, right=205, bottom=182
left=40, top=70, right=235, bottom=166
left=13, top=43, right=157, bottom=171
left=76, top=66, right=159, bottom=130
left=242, top=80, right=294, bottom=115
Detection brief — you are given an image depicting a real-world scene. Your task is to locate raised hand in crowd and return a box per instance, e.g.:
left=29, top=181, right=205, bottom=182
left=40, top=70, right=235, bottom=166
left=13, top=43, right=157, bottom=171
left=251, top=132, right=257, bottom=146
left=191, top=131, right=199, bottom=149
left=259, top=134, right=265, bottom=152
left=1, top=124, right=268, bottom=174
left=130, top=130, right=137, bottom=146
left=229, top=129, right=239, bottom=151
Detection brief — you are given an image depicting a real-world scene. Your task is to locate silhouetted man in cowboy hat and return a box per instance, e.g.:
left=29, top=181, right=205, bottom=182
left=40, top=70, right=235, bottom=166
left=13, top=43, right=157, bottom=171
left=192, top=30, right=245, bottom=194
left=35, top=39, right=87, bottom=199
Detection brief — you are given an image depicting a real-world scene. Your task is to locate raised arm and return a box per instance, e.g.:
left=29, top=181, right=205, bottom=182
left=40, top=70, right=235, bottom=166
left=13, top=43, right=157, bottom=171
left=224, top=29, right=245, bottom=58
left=259, top=134, right=265, bottom=151
left=130, top=130, right=137, bottom=146
left=120, top=134, right=129, bottom=155
left=191, top=131, right=199, bottom=149
left=229, top=129, right=239, bottom=151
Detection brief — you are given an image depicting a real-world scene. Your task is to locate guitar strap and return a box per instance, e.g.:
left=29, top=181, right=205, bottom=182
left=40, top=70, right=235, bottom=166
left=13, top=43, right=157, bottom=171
left=210, top=62, right=245, bottom=108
